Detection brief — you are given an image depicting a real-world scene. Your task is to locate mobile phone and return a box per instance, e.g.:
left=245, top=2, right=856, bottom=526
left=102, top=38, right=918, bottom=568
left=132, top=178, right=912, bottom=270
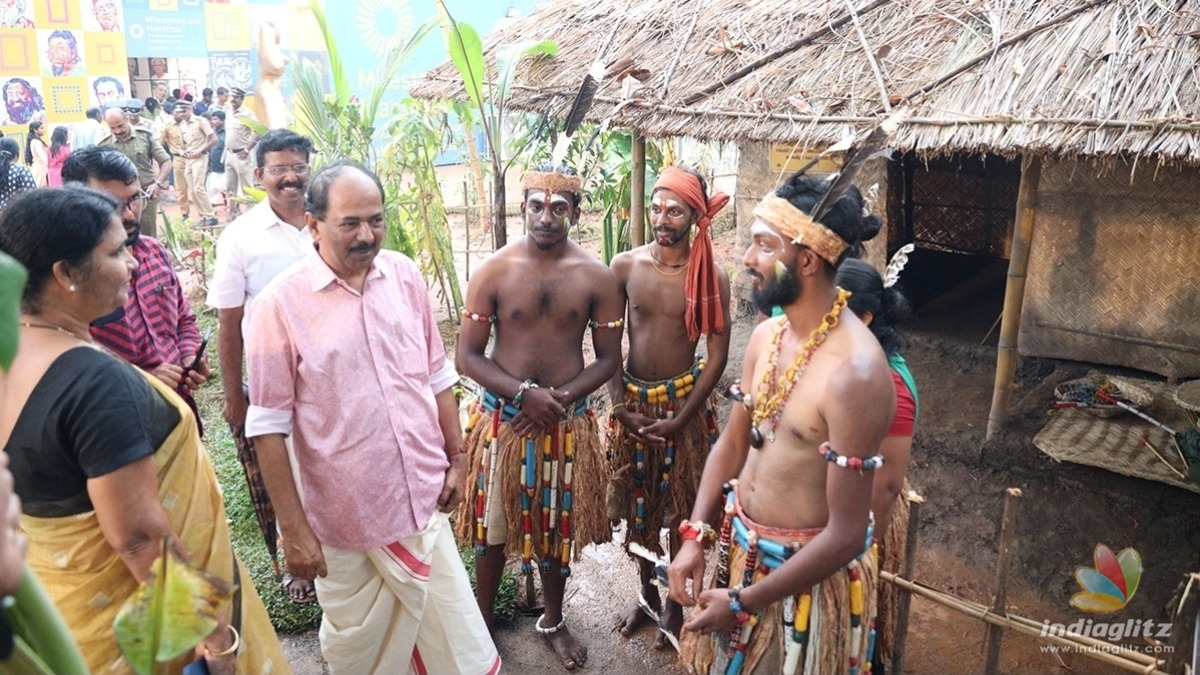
left=179, top=328, right=211, bottom=387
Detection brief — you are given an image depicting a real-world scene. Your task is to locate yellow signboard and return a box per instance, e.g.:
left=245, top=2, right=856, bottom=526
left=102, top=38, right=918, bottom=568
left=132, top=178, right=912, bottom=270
left=769, top=143, right=843, bottom=174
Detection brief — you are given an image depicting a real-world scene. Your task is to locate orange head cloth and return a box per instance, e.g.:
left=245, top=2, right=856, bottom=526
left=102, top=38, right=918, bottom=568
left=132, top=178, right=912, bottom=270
left=653, top=167, right=731, bottom=340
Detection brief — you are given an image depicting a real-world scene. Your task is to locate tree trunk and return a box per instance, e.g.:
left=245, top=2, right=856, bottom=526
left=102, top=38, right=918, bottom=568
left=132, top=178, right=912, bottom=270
left=493, top=170, right=507, bottom=250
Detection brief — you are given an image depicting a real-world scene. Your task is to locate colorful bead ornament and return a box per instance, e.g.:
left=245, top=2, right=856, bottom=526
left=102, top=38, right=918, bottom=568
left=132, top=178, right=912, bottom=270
left=819, top=442, right=885, bottom=471
left=559, top=424, right=575, bottom=575
left=462, top=309, right=496, bottom=324
left=588, top=317, right=625, bottom=329
left=624, top=359, right=704, bottom=405
left=749, top=288, right=850, bottom=448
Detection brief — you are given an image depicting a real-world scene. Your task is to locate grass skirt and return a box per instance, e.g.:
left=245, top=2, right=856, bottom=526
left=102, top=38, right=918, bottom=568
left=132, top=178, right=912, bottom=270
left=455, top=398, right=611, bottom=564
left=680, top=492, right=878, bottom=674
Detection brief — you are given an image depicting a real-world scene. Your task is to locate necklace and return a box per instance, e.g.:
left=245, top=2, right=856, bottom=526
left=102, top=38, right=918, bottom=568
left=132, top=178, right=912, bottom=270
left=749, top=288, right=850, bottom=449
left=19, top=321, right=88, bottom=341
left=649, top=248, right=688, bottom=276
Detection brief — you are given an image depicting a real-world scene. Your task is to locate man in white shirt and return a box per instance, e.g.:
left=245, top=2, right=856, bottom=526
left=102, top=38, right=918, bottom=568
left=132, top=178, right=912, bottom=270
left=70, top=107, right=102, bottom=151
left=206, top=127, right=317, bottom=604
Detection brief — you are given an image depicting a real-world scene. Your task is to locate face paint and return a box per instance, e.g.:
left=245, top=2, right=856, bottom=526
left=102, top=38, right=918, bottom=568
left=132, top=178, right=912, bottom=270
left=774, top=260, right=787, bottom=281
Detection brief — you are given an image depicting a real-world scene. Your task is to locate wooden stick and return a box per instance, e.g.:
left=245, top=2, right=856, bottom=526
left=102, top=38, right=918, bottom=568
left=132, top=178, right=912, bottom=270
left=1163, top=573, right=1199, bottom=674
left=987, top=157, right=1040, bottom=439
left=679, top=0, right=893, bottom=105
left=843, top=0, right=892, bottom=113
left=984, top=488, right=1022, bottom=675
left=890, top=490, right=923, bottom=675
left=1139, top=435, right=1186, bottom=479
left=882, top=572, right=1166, bottom=671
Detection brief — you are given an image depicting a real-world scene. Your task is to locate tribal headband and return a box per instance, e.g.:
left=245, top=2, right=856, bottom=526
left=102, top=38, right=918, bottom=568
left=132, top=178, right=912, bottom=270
left=522, top=170, right=582, bottom=198
left=752, top=195, right=849, bottom=266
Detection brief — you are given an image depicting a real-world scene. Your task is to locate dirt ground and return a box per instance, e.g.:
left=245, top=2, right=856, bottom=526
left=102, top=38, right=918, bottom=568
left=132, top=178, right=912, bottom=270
left=172, top=203, right=1198, bottom=674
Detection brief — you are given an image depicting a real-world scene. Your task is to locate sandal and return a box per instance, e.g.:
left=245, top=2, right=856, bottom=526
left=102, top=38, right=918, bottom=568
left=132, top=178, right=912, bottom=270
left=282, top=574, right=317, bottom=604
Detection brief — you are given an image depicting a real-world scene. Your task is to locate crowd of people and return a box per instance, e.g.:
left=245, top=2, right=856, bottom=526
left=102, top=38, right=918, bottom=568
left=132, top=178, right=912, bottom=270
left=0, top=83, right=257, bottom=232
left=0, top=116, right=919, bottom=674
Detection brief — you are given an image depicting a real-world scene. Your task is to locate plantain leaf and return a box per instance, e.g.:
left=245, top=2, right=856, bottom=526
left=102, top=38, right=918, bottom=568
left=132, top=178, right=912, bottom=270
left=114, top=541, right=236, bottom=675
left=436, top=3, right=485, bottom=112
left=0, top=252, right=26, bottom=372
left=306, top=0, right=348, bottom=106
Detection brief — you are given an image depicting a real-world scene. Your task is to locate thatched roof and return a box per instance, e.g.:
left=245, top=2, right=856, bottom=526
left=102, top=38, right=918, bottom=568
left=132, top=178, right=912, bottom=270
left=410, top=0, right=1200, bottom=163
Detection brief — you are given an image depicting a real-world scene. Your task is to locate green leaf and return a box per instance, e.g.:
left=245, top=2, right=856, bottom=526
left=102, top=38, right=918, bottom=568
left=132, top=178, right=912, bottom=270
left=114, top=541, right=236, bottom=675
left=306, top=0, right=348, bottom=106
left=496, top=40, right=557, bottom=109
left=240, top=117, right=269, bottom=136
left=0, top=252, right=26, bottom=372
left=437, top=5, right=485, bottom=112
left=365, top=15, right=439, bottom=125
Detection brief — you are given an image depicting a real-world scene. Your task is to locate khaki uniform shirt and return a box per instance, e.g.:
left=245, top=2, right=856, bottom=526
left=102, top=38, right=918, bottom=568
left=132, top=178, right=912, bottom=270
left=161, top=116, right=214, bottom=157
left=98, top=129, right=171, bottom=187
left=224, top=106, right=260, bottom=156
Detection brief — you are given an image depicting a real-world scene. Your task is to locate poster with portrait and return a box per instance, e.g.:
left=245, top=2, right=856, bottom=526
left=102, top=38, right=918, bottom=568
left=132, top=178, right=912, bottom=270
left=0, top=0, right=35, bottom=28
left=39, top=29, right=87, bottom=78
left=89, top=75, right=126, bottom=108
left=81, top=0, right=124, bottom=32
left=1, top=76, right=46, bottom=127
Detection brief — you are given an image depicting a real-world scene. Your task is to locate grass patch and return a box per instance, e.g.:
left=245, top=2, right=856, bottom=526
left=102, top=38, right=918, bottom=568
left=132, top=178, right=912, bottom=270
left=194, top=312, right=322, bottom=634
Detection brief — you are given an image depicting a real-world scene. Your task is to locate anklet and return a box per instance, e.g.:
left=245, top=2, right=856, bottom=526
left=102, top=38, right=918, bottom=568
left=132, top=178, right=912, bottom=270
left=535, top=613, right=568, bottom=635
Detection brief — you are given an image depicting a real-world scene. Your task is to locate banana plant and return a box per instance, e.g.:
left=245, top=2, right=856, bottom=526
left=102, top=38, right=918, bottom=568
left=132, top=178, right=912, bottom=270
left=293, top=0, right=437, bottom=168
left=0, top=252, right=89, bottom=675
left=436, top=1, right=557, bottom=249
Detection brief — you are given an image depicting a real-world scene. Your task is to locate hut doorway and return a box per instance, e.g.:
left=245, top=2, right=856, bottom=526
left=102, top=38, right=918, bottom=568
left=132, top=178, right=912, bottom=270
left=886, top=152, right=1022, bottom=343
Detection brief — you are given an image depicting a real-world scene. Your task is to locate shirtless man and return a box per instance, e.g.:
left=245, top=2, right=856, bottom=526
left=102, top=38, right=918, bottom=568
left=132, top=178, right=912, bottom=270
left=608, top=167, right=731, bottom=647
left=457, top=164, right=623, bottom=670
left=668, top=172, right=895, bottom=673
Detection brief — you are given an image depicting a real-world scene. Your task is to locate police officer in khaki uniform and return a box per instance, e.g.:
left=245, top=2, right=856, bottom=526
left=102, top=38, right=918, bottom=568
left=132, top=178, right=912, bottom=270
left=98, top=102, right=172, bottom=239
left=223, top=87, right=260, bottom=220
left=160, top=99, right=219, bottom=228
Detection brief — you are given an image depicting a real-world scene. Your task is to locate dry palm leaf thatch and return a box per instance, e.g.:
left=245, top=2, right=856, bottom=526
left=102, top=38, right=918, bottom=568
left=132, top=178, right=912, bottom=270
left=410, top=0, right=1200, bottom=166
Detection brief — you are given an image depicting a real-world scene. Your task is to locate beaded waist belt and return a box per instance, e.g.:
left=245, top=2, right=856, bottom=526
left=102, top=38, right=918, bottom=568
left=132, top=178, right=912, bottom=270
left=717, top=485, right=876, bottom=675
left=623, top=357, right=705, bottom=404
left=479, top=389, right=588, bottom=422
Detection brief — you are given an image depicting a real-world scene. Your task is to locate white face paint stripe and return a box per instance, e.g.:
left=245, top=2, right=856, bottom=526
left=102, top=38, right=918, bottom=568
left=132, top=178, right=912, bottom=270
left=749, top=218, right=786, bottom=246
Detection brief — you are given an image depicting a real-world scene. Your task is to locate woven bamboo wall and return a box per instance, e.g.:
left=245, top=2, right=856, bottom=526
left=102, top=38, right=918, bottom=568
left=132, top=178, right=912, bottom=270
left=1020, top=160, right=1200, bottom=378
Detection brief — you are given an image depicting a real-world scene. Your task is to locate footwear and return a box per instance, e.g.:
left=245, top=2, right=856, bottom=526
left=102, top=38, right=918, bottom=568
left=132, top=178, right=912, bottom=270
left=198, top=217, right=219, bottom=228
left=282, top=574, right=317, bottom=604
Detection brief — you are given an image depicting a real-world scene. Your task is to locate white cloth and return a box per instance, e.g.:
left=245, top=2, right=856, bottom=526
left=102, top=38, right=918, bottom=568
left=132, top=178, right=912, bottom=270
left=206, top=199, right=312, bottom=332
left=317, top=512, right=501, bottom=675
left=70, top=119, right=100, bottom=151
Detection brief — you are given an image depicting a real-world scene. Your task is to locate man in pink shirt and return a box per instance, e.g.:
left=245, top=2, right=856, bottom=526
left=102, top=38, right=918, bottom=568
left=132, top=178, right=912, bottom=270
left=244, top=162, right=499, bottom=674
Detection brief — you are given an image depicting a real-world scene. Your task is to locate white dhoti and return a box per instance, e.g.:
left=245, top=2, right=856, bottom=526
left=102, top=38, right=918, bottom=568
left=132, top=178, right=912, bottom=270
left=316, top=512, right=501, bottom=675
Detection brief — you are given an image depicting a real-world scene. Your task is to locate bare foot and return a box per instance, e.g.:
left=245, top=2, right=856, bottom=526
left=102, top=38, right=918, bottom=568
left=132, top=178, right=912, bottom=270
left=617, top=597, right=653, bottom=637
left=655, top=599, right=683, bottom=650
left=541, top=622, right=587, bottom=670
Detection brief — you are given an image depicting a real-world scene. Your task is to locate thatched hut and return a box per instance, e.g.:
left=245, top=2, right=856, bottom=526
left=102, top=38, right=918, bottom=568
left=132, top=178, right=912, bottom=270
left=411, top=0, right=1200, bottom=430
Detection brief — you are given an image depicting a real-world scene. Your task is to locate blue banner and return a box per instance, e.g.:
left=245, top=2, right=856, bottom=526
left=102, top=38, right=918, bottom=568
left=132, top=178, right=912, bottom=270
left=124, top=0, right=207, bottom=58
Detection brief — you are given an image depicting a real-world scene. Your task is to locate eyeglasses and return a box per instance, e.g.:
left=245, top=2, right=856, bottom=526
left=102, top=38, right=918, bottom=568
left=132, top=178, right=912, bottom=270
left=263, top=163, right=311, bottom=177
left=123, top=189, right=150, bottom=210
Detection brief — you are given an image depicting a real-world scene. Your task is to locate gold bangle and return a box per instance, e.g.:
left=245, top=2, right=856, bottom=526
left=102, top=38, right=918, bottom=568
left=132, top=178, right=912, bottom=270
left=609, top=401, right=626, bottom=416
left=205, top=625, right=240, bottom=658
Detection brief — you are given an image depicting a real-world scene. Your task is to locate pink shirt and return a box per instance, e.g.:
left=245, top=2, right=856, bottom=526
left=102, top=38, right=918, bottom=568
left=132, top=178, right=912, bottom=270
left=244, top=250, right=459, bottom=550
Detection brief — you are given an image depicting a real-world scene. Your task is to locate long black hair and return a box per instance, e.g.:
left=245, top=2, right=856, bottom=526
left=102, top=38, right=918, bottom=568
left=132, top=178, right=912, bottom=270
left=775, top=173, right=882, bottom=267
left=24, top=120, right=44, bottom=166
left=0, top=137, right=18, bottom=189
left=49, top=126, right=69, bottom=157
left=835, top=258, right=910, bottom=356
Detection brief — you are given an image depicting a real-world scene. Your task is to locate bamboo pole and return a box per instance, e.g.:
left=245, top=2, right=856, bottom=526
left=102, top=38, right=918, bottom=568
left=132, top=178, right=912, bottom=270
left=890, top=490, right=924, bottom=675
left=631, top=132, right=646, bottom=247
left=987, top=156, right=1041, bottom=439
left=1163, top=573, right=1199, bottom=674
left=984, top=488, right=1023, bottom=674
left=463, top=180, right=472, bottom=282
left=881, top=572, right=1169, bottom=673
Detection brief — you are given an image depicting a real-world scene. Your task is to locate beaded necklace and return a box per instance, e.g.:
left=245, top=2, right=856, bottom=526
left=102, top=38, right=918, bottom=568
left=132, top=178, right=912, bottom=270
left=749, top=288, right=850, bottom=448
